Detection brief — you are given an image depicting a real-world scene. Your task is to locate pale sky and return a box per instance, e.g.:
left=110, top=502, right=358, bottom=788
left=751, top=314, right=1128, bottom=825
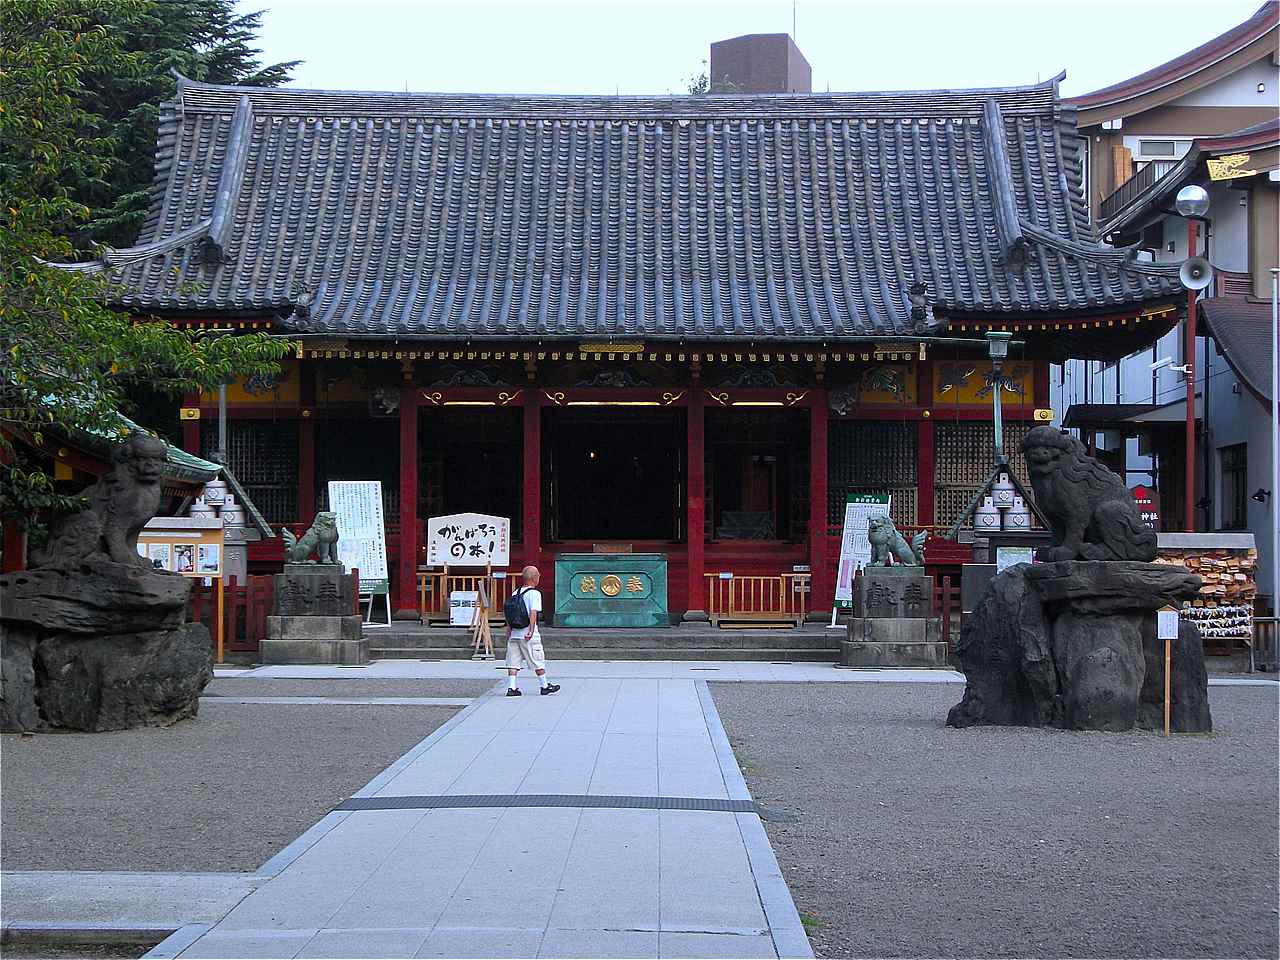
left=237, top=0, right=1267, bottom=98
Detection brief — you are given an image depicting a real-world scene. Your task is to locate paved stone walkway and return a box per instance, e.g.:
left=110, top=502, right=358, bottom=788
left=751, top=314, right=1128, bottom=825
left=151, top=678, right=812, bottom=959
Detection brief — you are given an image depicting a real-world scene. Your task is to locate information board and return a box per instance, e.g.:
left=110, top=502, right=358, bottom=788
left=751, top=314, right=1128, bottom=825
left=327, top=480, right=389, bottom=592
left=1130, top=484, right=1161, bottom=531
left=833, top=494, right=892, bottom=608
left=426, top=512, right=511, bottom=567
left=996, top=546, right=1035, bottom=573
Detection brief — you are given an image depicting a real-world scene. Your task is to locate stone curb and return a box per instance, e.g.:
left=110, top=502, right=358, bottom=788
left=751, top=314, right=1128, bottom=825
left=695, top=680, right=815, bottom=960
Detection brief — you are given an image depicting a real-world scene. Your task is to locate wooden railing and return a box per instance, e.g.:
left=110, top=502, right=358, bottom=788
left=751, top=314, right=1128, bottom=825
left=1100, top=159, right=1176, bottom=222
left=417, top=569, right=522, bottom=624
left=188, top=575, right=275, bottom=655
left=705, top=573, right=810, bottom=627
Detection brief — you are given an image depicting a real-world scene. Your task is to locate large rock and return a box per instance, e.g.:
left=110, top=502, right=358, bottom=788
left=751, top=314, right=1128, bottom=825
left=0, top=562, right=211, bottom=733
left=1138, top=619, right=1212, bottom=733
left=948, top=560, right=1210, bottom=733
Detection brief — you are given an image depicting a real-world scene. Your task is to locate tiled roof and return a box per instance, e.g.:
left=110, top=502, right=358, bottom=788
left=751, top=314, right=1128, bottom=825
left=73, top=75, right=1182, bottom=342
left=1199, top=296, right=1273, bottom=402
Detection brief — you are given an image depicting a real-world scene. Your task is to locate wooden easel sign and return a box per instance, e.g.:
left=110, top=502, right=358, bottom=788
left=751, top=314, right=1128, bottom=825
left=471, top=583, right=494, bottom=660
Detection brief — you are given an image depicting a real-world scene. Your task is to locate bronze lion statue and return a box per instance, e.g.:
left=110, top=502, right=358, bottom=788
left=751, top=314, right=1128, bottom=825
left=868, top=516, right=926, bottom=566
left=32, top=431, right=169, bottom=571
left=1021, top=425, right=1157, bottom=562
left=283, top=511, right=340, bottom=564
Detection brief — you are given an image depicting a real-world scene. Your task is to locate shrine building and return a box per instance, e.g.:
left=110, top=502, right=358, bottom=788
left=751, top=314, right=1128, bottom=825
left=74, top=73, right=1189, bottom=621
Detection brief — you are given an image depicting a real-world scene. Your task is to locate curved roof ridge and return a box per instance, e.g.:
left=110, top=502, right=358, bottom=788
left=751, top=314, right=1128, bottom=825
left=1065, top=3, right=1277, bottom=111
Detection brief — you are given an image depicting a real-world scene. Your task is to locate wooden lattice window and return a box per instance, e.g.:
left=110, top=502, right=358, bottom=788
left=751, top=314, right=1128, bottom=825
left=827, top=421, right=918, bottom=528
left=933, top=420, right=1032, bottom=529
left=202, top=421, right=298, bottom=525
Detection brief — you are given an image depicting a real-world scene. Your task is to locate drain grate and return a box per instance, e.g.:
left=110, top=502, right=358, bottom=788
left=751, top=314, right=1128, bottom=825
left=335, top=793, right=786, bottom=817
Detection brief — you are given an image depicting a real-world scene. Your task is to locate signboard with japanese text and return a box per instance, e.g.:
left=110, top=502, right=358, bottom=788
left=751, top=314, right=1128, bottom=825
left=1129, top=485, right=1161, bottom=531
left=834, top=494, right=892, bottom=608
left=426, top=512, right=511, bottom=567
left=327, top=481, right=390, bottom=592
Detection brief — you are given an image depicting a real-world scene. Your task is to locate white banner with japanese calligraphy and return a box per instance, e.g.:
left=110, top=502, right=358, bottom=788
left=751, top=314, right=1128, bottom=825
left=327, top=480, right=389, bottom=591
left=426, top=512, right=511, bottom=567
left=833, top=494, right=892, bottom=608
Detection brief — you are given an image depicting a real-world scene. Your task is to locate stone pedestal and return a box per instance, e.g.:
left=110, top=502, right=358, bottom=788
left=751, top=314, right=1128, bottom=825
left=947, top=560, right=1211, bottom=732
left=839, top=570, right=947, bottom=668
left=262, top=565, right=368, bottom=665
left=0, top=563, right=211, bottom=733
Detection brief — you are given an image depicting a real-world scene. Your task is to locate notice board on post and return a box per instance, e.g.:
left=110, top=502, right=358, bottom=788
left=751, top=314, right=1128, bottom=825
left=327, top=480, right=389, bottom=594
left=833, top=494, right=892, bottom=609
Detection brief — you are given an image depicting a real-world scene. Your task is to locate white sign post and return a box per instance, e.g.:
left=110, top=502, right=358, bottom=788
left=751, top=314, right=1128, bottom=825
left=327, top=481, right=390, bottom=626
left=426, top=513, right=511, bottom=567
left=831, top=494, right=892, bottom=627
left=1157, top=604, right=1180, bottom=737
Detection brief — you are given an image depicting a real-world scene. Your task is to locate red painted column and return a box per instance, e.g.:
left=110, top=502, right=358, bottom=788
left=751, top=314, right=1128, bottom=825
left=808, top=390, right=829, bottom=613
left=181, top=392, right=200, bottom=454
left=297, top=415, right=316, bottom=522
left=297, top=359, right=316, bottom=522
left=2, top=520, right=26, bottom=572
left=523, top=391, right=542, bottom=568
left=395, top=386, right=420, bottom=619
left=685, top=390, right=706, bottom=618
left=1184, top=220, right=1199, bottom=532
left=917, top=361, right=936, bottom=529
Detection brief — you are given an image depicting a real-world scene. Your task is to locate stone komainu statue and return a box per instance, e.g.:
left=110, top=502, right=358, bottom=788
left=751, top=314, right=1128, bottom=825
left=868, top=515, right=926, bottom=566
left=1021, top=425, right=1157, bottom=562
left=283, top=511, right=340, bottom=564
left=31, top=431, right=168, bottom=570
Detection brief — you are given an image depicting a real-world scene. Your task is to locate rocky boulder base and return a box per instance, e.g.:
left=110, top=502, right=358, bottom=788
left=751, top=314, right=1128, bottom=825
left=0, top=562, right=212, bottom=733
left=947, top=560, right=1211, bottom=733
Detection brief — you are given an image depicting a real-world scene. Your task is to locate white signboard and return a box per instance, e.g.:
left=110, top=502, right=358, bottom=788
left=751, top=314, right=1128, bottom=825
left=1157, top=606, right=1180, bottom=640
left=449, top=590, right=478, bottom=626
left=834, top=494, right=892, bottom=608
left=327, top=481, right=389, bottom=592
left=426, top=512, right=511, bottom=567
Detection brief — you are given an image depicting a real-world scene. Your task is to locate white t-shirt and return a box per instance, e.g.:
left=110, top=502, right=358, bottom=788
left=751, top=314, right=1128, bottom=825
left=509, top=587, right=542, bottom=641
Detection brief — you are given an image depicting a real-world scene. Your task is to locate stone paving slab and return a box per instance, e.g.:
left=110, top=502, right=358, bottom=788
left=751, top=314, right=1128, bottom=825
left=156, top=676, right=812, bottom=959
left=1, top=871, right=259, bottom=928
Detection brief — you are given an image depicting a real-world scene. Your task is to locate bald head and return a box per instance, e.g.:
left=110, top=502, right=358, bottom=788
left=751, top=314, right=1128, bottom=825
left=522, top=565, right=541, bottom=586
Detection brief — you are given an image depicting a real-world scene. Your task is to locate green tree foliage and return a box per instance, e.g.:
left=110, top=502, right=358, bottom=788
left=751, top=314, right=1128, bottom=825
left=685, top=66, right=741, bottom=96
left=65, top=0, right=300, bottom=247
left=0, top=0, right=291, bottom=530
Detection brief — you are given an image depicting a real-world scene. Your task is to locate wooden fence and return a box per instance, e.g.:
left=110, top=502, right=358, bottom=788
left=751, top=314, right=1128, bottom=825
left=417, top=569, right=522, bottom=624
left=188, top=570, right=361, bottom=657
left=705, top=573, right=810, bottom=627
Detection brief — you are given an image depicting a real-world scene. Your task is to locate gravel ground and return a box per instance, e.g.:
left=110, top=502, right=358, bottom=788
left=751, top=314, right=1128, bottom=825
left=203, top=677, right=497, bottom=699
left=1, top=701, right=462, bottom=872
left=712, top=682, right=1279, bottom=960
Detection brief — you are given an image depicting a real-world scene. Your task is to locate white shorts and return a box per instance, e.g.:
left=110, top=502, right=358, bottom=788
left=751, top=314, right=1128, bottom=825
left=505, top=634, right=546, bottom=671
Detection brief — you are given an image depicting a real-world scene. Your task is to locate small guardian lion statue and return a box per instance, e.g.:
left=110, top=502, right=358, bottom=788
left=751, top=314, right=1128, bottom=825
left=868, top=516, right=926, bottom=566
left=1021, top=425, right=1157, bottom=562
left=283, top=511, right=341, bottom=564
left=32, top=431, right=168, bottom=571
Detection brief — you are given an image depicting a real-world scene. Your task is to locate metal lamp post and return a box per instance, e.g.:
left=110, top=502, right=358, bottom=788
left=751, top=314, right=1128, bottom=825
left=986, top=331, right=1013, bottom=464
left=1175, top=183, right=1211, bottom=532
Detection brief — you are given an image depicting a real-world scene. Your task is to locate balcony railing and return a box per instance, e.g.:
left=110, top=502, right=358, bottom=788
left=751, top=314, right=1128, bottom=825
left=1100, top=160, right=1177, bottom=223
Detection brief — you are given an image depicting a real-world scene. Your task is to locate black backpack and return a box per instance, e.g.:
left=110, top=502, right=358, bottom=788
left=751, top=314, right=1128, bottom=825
left=504, top=586, right=531, bottom=629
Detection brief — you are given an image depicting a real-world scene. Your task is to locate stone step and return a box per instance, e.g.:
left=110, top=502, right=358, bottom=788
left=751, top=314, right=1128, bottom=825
left=369, top=631, right=839, bottom=651
left=368, top=646, right=840, bottom=662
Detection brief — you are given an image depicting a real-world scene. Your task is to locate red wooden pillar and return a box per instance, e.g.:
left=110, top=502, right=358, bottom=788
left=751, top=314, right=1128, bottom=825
left=181, top=392, right=200, bottom=454
left=395, top=386, right=420, bottom=619
left=298, top=359, right=316, bottom=521
left=686, top=390, right=706, bottom=618
left=808, top=390, right=829, bottom=613
left=2, top=520, right=26, bottom=572
left=917, top=361, right=936, bottom=528
left=523, top=391, right=542, bottom=568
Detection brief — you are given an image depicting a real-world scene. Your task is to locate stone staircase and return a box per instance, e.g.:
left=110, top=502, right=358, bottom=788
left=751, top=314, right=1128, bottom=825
left=366, top=624, right=843, bottom=662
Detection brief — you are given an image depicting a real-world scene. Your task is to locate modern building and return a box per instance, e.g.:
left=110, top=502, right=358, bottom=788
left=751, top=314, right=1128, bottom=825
left=1055, top=6, right=1279, bottom=609
left=59, top=72, right=1187, bottom=622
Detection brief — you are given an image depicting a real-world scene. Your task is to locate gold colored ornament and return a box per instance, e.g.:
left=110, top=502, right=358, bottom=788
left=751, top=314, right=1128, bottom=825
left=626, top=576, right=644, bottom=594
left=580, top=576, right=597, bottom=594
left=601, top=574, right=623, bottom=597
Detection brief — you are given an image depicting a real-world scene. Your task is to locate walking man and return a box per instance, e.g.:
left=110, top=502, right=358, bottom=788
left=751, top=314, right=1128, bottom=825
left=504, top=565, right=559, bottom=697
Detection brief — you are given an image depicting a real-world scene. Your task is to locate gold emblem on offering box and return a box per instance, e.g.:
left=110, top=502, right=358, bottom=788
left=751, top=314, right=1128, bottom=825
left=579, top=575, right=597, bottom=593
left=601, top=574, right=623, bottom=597
left=626, top=576, right=644, bottom=594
